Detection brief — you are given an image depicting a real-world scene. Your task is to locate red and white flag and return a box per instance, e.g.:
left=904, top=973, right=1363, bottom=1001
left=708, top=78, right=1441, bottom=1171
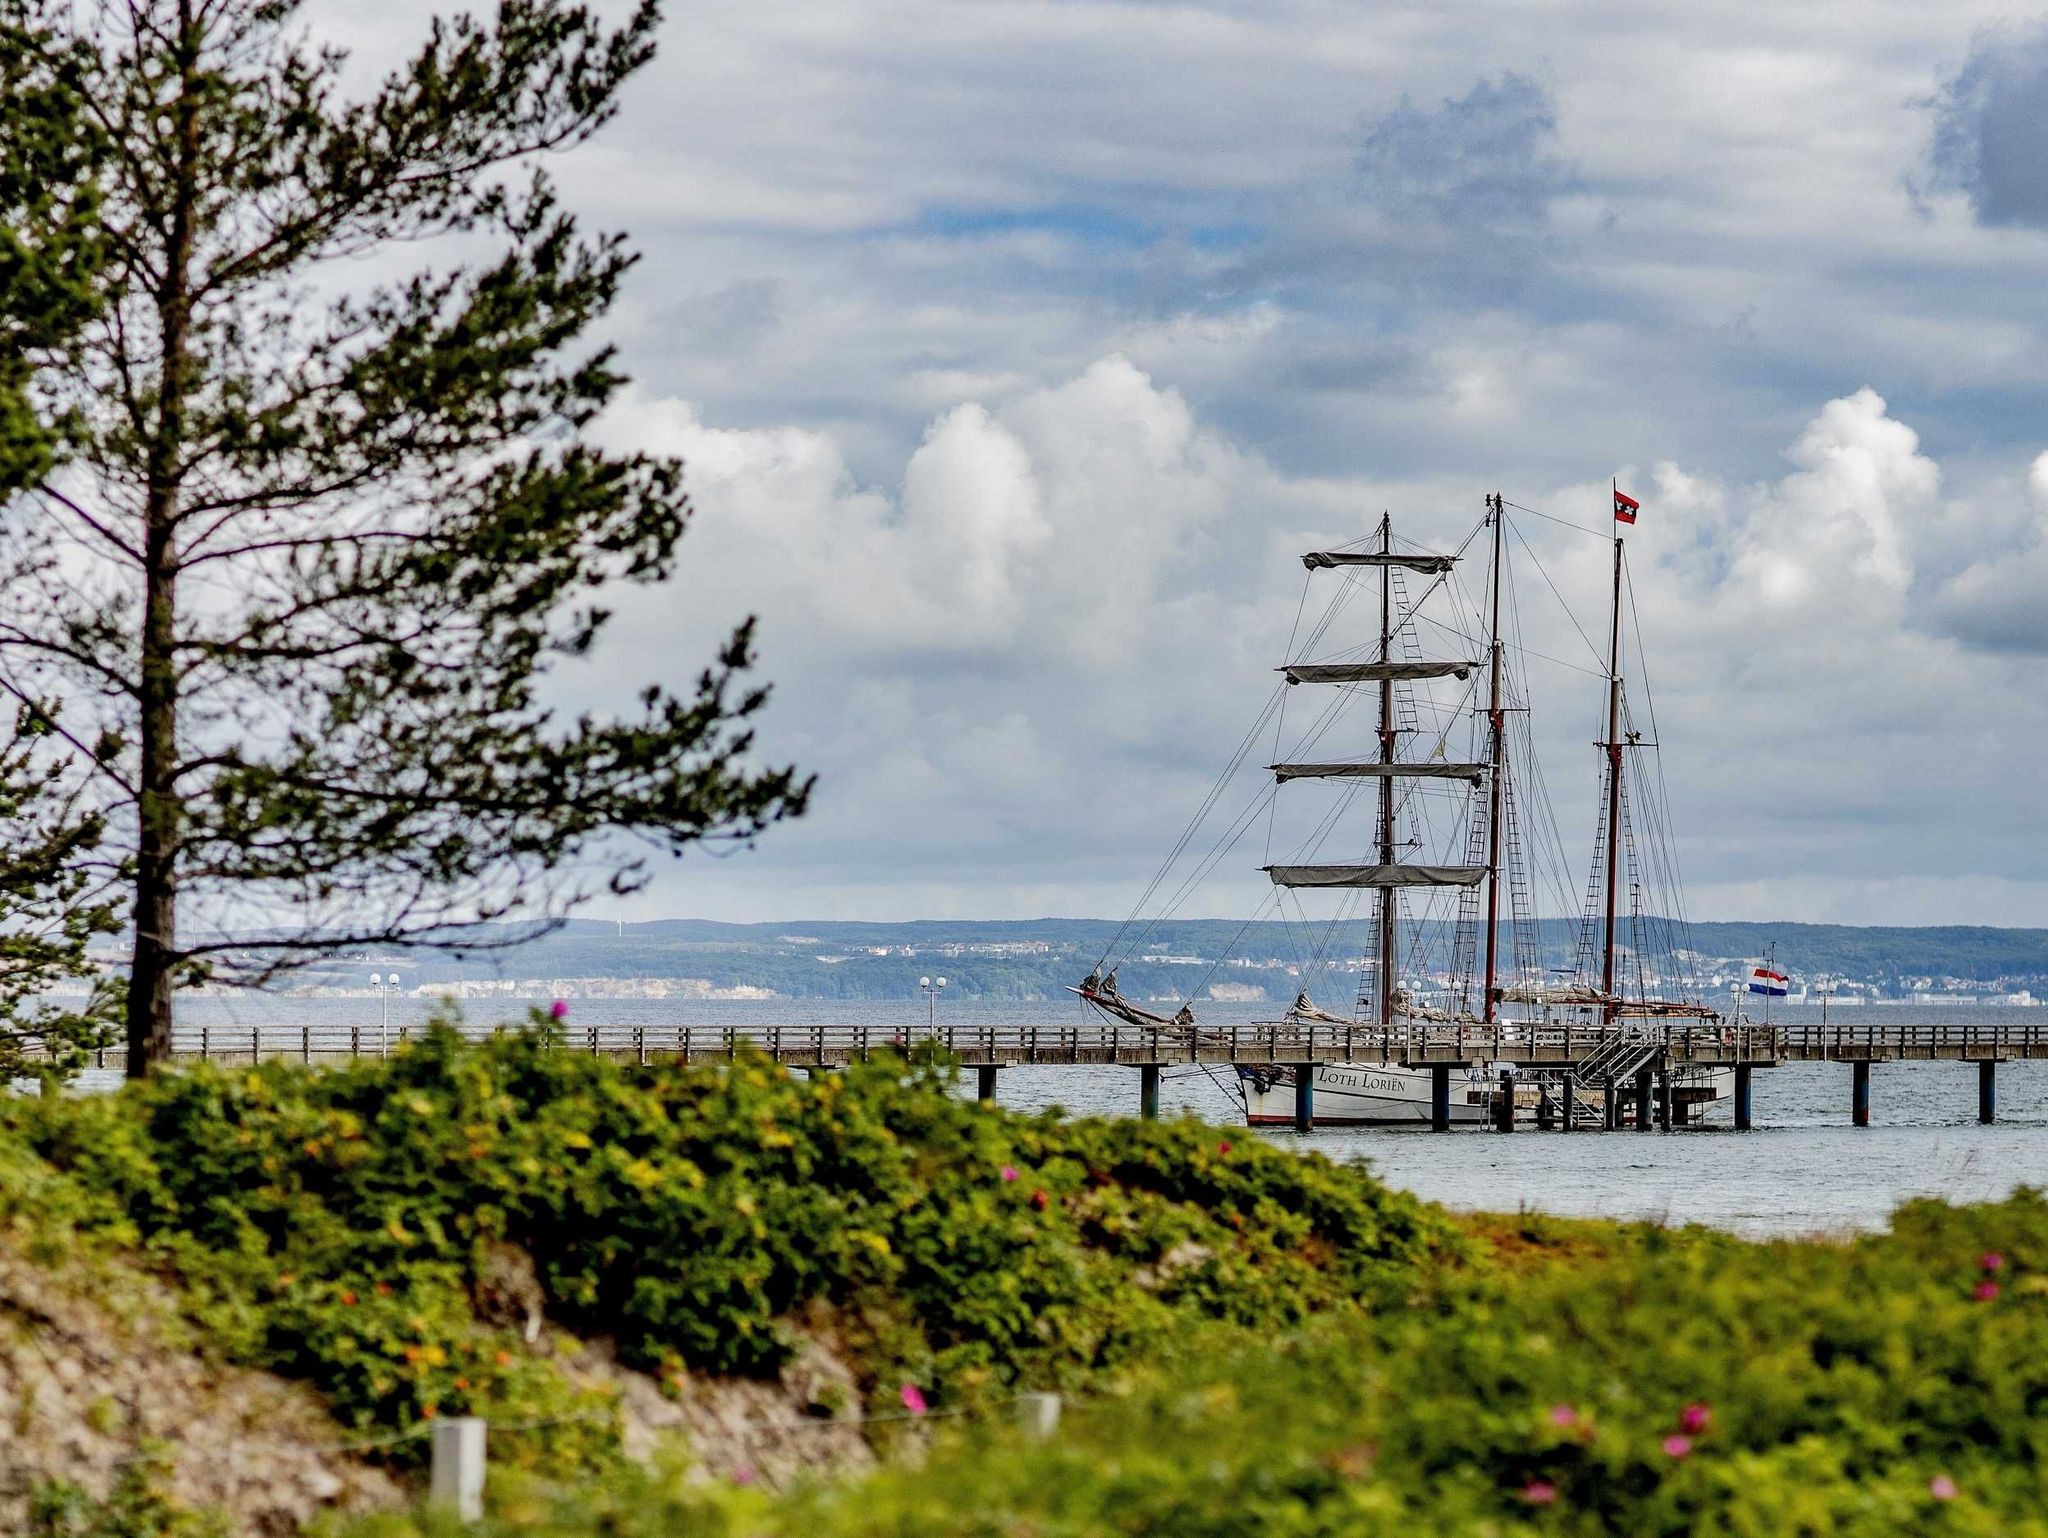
left=1613, top=487, right=1640, bottom=525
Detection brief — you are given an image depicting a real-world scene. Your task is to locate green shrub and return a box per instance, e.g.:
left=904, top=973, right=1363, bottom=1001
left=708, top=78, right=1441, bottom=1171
left=343, top=1192, right=2048, bottom=1537
left=0, top=1020, right=1453, bottom=1467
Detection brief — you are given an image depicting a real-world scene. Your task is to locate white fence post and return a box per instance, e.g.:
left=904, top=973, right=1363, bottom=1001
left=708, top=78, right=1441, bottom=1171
left=429, top=1416, right=487, bottom=1523
left=1014, top=1392, right=1062, bottom=1440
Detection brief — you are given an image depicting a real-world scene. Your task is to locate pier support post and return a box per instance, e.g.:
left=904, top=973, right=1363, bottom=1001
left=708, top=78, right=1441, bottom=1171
left=978, top=1065, right=999, bottom=1104
left=1603, top=1079, right=1618, bottom=1131
left=1139, top=1064, right=1159, bottom=1121
left=1656, top=1071, right=1672, bottom=1132
left=1560, top=1073, right=1576, bottom=1133
left=1292, top=1067, right=1313, bottom=1133
left=1536, top=1083, right=1555, bottom=1130
left=1430, top=1065, right=1451, bottom=1133
left=1851, top=1060, right=1871, bottom=1128
left=1633, top=1068, right=1652, bottom=1133
left=1497, top=1069, right=1515, bottom=1132
left=1979, top=1060, right=1997, bottom=1125
left=1733, top=1064, right=1753, bottom=1131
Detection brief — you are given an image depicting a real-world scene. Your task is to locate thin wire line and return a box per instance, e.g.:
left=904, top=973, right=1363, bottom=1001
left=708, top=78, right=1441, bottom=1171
left=1505, top=517, right=1608, bottom=670
left=1503, top=499, right=1608, bottom=540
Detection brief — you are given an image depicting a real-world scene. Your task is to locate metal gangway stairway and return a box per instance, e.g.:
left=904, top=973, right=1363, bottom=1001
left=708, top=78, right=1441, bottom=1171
left=1537, top=1027, right=1665, bottom=1127
left=1572, top=1026, right=1663, bottom=1087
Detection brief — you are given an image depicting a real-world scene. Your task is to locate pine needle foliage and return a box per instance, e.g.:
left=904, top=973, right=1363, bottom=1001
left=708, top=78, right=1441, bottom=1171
left=0, top=0, right=810, bottom=1075
left=0, top=705, right=123, bottom=1079
left=0, top=5, right=121, bottom=1076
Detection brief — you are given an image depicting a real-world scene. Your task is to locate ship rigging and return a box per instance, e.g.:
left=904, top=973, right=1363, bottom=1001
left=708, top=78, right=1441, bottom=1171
left=1076, top=488, right=1726, bottom=1127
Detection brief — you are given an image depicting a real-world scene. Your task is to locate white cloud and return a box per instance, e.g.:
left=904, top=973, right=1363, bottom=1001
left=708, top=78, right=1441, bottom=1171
left=1933, top=449, right=2048, bottom=655
left=579, top=362, right=2048, bottom=926
left=596, top=356, right=1271, bottom=672
left=296, top=0, right=2048, bottom=926
left=1728, top=387, right=1934, bottom=603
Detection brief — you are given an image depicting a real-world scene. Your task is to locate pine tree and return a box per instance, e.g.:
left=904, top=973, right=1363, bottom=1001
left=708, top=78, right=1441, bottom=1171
left=0, top=0, right=810, bottom=1076
left=0, top=4, right=122, bottom=1077
left=0, top=708, right=123, bottom=1079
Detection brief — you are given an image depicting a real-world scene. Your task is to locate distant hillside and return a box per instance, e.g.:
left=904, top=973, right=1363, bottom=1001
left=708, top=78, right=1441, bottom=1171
left=267, top=917, right=2048, bottom=1001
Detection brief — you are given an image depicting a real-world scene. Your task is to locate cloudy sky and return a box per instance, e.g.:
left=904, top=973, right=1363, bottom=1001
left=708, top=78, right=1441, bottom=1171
left=354, top=0, right=2048, bottom=927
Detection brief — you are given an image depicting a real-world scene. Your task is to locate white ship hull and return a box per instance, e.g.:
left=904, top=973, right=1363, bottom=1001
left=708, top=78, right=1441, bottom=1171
left=1241, top=1062, right=1499, bottom=1127
left=1241, top=1063, right=1738, bottom=1128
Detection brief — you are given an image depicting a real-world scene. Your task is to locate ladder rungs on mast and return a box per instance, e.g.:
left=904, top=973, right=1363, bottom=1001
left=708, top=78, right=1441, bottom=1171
left=1271, top=762, right=1488, bottom=783
left=1281, top=661, right=1479, bottom=684
left=1266, top=863, right=1487, bottom=889
left=1302, top=551, right=1456, bottom=573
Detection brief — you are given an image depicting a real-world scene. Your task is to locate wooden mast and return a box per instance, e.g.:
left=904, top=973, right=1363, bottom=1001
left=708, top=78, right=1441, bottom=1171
left=1599, top=517, right=1625, bottom=1024
left=1481, top=494, right=1506, bottom=1023
left=1377, top=513, right=1397, bottom=1027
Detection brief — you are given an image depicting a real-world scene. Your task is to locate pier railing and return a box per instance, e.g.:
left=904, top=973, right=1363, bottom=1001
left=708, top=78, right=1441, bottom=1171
left=117, top=1014, right=2048, bottom=1070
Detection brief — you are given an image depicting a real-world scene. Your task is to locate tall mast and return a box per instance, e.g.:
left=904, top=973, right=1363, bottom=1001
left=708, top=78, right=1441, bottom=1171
left=1481, top=494, right=1506, bottom=1023
left=1599, top=519, right=1625, bottom=1024
left=1377, top=513, right=1397, bottom=1026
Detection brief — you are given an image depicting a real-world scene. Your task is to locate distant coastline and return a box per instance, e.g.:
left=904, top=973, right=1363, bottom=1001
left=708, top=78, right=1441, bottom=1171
left=82, top=916, right=2048, bottom=1004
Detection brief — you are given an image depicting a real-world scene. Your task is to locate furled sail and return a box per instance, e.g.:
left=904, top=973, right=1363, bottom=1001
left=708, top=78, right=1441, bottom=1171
left=1272, top=762, right=1487, bottom=783
left=1286, top=991, right=1353, bottom=1025
left=1281, top=661, right=1478, bottom=684
left=1497, top=983, right=1619, bottom=1006
left=1616, top=999, right=1723, bottom=1020
left=1389, top=989, right=1484, bottom=1025
left=1265, top=863, right=1487, bottom=888
left=1067, top=984, right=1194, bottom=1032
left=1302, top=551, right=1456, bottom=573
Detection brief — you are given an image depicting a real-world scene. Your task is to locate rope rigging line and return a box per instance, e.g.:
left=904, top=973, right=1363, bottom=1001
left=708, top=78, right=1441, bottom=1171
left=1128, top=653, right=1391, bottom=957
left=1500, top=555, right=1584, bottom=932
left=1499, top=639, right=1609, bottom=681
left=1116, top=629, right=1426, bottom=978
left=1503, top=498, right=1609, bottom=540
left=1095, top=685, right=1287, bottom=970
left=1505, top=516, right=1609, bottom=672
left=1114, top=506, right=1494, bottom=1006
left=1622, top=560, right=1705, bottom=1004
left=1266, top=571, right=1315, bottom=864
left=1179, top=890, right=1285, bottom=1008
left=1289, top=516, right=1487, bottom=665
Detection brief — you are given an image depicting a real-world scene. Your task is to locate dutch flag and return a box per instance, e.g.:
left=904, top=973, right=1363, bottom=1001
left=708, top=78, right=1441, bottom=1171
left=1749, top=965, right=1789, bottom=997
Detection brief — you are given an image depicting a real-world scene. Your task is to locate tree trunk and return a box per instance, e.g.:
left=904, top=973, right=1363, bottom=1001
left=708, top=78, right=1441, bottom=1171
left=126, top=519, right=180, bottom=1073
left=123, top=865, right=176, bottom=1075
left=124, top=9, right=199, bottom=1076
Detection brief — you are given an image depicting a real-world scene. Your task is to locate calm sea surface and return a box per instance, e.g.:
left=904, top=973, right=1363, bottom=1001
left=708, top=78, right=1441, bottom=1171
left=80, top=997, right=2048, bottom=1239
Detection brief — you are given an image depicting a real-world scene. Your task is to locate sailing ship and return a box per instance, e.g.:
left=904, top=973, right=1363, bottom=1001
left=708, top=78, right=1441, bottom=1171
left=1077, top=490, right=1731, bottom=1128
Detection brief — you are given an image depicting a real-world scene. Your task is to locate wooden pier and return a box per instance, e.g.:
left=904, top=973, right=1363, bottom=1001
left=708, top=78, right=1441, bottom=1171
left=129, top=1015, right=2048, bottom=1131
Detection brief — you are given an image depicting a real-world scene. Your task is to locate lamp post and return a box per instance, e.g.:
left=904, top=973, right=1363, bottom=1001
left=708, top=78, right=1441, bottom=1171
left=919, top=974, right=947, bottom=1029
left=369, top=972, right=401, bottom=1058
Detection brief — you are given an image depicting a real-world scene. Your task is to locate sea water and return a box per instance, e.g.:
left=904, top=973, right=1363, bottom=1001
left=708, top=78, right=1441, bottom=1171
left=83, top=996, right=2048, bottom=1239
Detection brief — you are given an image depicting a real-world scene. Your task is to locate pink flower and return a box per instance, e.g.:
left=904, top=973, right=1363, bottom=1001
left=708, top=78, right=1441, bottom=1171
left=1661, top=1434, right=1693, bottom=1460
left=900, top=1383, right=927, bottom=1417
left=1981, top=1252, right=2005, bottom=1272
left=1975, top=1280, right=2001, bottom=1302
left=1000, top=1165, right=1020, bottom=1182
left=1679, top=1402, right=1711, bottom=1435
left=549, top=999, right=570, bottom=1020
left=1548, top=1404, right=1578, bottom=1428
left=1929, top=1474, right=1958, bottom=1502
left=732, top=1464, right=756, bottom=1487
left=1217, top=1140, right=1233, bottom=1154
left=1518, top=1479, right=1557, bottom=1505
